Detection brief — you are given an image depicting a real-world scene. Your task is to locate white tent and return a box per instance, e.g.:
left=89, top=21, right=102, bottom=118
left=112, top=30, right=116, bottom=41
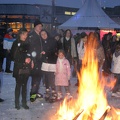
left=59, top=0, right=120, bottom=30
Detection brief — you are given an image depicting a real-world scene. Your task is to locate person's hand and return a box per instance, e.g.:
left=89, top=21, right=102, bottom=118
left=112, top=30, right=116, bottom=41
left=25, top=58, right=31, bottom=64
left=31, top=61, right=34, bottom=68
left=41, top=51, right=45, bottom=55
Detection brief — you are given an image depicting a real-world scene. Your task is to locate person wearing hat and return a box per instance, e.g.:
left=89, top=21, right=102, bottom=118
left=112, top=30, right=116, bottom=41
left=27, top=19, right=43, bottom=102
left=3, top=28, right=15, bottom=73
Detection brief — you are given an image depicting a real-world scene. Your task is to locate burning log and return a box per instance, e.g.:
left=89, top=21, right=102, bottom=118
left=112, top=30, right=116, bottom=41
left=99, top=106, right=111, bottom=120
left=72, top=109, right=84, bottom=120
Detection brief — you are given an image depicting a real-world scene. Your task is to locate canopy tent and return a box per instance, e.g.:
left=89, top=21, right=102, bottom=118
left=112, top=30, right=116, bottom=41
left=58, top=0, right=120, bottom=30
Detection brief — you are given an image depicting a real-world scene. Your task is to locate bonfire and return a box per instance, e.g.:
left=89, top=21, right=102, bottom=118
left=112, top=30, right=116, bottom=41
left=54, top=33, right=120, bottom=120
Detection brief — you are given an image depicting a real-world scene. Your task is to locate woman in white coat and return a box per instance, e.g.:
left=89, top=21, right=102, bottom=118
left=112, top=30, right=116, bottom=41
left=111, top=45, right=120, bottom=97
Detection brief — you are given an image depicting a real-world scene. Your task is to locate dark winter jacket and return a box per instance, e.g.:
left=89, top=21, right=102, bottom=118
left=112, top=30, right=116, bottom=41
left=11, top=40, right=30, bottom=78
left=41, top=37, right=58, bottom=64
left=27, top=31, right=42, bottom=76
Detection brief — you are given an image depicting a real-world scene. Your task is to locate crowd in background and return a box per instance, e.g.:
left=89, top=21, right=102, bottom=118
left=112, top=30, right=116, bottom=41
left=0, top=19, right=120, bottom=110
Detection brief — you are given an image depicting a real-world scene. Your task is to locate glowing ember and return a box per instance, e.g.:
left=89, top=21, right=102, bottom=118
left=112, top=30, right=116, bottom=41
left=55, top=32, right=120, bottom=120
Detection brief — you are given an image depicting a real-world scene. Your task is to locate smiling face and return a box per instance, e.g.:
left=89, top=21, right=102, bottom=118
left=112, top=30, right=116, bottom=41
left=40, top=31, right=48, bottom=40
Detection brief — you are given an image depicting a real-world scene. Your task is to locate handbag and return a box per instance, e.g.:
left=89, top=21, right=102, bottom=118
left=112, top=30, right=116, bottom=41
left=18, top=68, right=30, bottom=75
left=18, top=63, right=31, bottom=75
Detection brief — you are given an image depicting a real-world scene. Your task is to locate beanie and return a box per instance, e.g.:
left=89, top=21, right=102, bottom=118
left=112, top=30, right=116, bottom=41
left=7, top=28, right=13, bottom=33
left=34, top=19, right=43, bottom=27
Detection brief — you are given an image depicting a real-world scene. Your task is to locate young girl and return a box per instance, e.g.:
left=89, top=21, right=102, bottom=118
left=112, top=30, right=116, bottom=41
left=55, top=49, right=72, bottom=100
left=11, top=28, right=32, bottom=110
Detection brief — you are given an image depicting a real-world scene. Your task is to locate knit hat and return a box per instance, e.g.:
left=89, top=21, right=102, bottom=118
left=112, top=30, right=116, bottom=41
left=34, top=19, right=43, bottom=27
left=7, top=28, right=13, bottom=33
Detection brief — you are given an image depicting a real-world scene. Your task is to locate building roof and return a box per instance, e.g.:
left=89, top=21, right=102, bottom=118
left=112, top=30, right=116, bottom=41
left=59, top=0, right=120, bottom=29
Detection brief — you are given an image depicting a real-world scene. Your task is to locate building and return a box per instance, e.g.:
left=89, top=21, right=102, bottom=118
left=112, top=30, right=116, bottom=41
left=0, top=0, right=120, bottom=35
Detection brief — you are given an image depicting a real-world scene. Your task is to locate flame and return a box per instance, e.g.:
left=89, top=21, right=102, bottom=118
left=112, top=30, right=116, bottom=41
left=55, top=33, right=120, bottom=120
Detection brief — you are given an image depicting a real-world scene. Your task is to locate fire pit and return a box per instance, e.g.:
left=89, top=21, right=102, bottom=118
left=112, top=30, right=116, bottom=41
left=54, top=34, right=120, bottom=120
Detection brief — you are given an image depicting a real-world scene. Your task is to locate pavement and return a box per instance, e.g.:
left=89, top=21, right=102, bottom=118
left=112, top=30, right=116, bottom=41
left=0, top=69, right=120, bottom=120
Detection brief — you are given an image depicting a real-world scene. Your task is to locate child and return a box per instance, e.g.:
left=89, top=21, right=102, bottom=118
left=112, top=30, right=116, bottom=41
left=11, top=28, right=32, bottom=110
left=55, top=49, right=72, bottom=100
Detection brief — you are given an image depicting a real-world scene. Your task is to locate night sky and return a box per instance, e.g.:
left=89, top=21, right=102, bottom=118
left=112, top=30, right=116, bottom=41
left=0, top=0, right=120, bottom=8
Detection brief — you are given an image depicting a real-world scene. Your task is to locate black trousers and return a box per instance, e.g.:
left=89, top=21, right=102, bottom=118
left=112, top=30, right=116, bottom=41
left=43, top=71, right=55, bottom=91
left=15, top=75, right=29, bottom=106
left=30, top=74, right=41, bottom=95
left=5, top=50, right=11, bottom=71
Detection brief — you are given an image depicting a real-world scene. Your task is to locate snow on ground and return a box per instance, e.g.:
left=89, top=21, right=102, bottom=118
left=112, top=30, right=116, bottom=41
left=0, top=71, right=77, bottom=120
left=0, top=60, right=120, bottom=120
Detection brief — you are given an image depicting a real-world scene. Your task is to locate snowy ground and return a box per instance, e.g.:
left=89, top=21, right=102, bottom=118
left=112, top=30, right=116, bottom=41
left=0, top=71, right=78, bottom=120
left=0, top=60, right=120, bottom=120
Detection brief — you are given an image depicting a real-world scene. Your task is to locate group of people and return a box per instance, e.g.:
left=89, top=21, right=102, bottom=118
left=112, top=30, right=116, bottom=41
left=0, top=19, right=120, bottom=110
left=1, top=20, right=76, bottom=110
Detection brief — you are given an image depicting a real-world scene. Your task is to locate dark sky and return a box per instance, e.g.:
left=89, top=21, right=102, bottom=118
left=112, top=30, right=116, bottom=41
left=0, top=0, right=120, bottom=8
left=56, top=0, right=120, bottom=8
left=97, top=0, right=120, bottom=7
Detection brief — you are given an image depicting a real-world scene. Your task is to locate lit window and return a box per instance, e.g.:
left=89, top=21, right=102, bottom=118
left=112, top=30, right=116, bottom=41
left=72, top=12, right=76, bottom=15
left=65, top=11, right=76, bottom=15
left=65, top=11, right=71, bottom=15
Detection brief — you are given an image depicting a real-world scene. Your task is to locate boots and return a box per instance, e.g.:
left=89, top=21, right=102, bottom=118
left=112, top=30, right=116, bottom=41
left=44, top=89, right=51, bottom=101
left=15, top=100, right=20, bottom=110
left=66, top=93, right=73, bottom=100
left=22, top=103, right=29, bottom=109
left=15, top=103, right=20, bottom=110
left=57, top=92, right=63, bottom=100
left=30, top=94, right=37, bottom=102
left=15, top=97, right=20, bottom=110
left=49, top=90, right=57, bottom=103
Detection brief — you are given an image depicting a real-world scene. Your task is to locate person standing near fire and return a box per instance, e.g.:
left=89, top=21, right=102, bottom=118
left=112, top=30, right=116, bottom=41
left=76, top=32, right=88, bottom=86
left=27, top=19, right=43, bottom=102
left=55, top=49, right=72, bottom=100
left=111, top=45, right=120, bottom=98
left=11, top=28, right=32, bottom=110
left=61, top=29, right=77, bottom=79
left=40, top=29, right=58, bottom=102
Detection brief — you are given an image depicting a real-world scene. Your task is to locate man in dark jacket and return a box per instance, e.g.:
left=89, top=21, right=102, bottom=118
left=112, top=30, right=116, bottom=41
left=27, top=19, right=43, bottom=102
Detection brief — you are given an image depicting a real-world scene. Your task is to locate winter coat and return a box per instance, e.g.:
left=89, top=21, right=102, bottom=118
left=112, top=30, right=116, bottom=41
left=77, top=40, right=86, bottom=60
left=41, top=37, right=58, bottom=72
left=55, top=58, right=71, bottom=86
left=111, top=51, right=120, bottom=74
left=27, top=31, right=42, bottom=76
left=3, top=33, right=15, bottom=50
left=11, top=40, right=31, bottom=78
left=41, top=37, right=58, bottom=64
left=61, top=37, right=77, bottom=58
